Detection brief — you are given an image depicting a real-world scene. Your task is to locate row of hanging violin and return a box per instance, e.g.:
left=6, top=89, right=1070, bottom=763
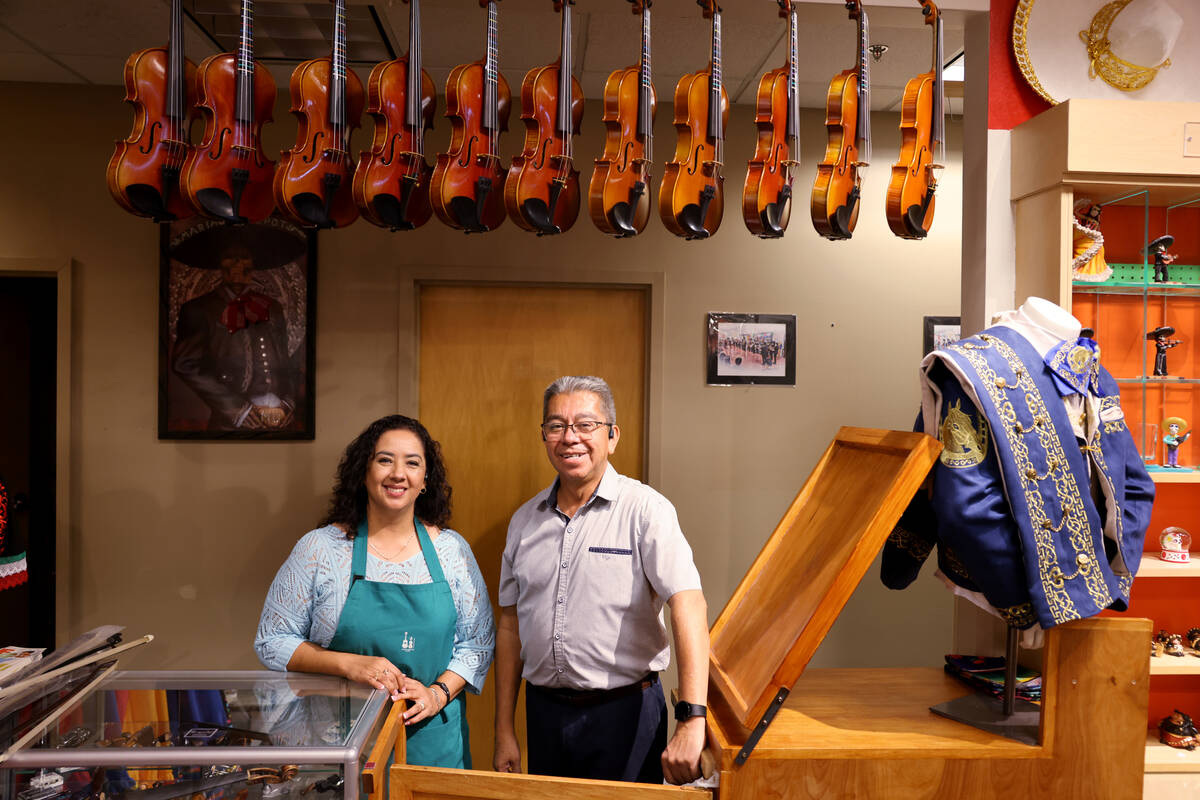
left=106, top=0, right=946, bottom=241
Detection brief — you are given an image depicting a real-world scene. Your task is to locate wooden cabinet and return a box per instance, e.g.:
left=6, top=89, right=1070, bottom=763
left=374, top=428, right=1151, bottom=800
left=1013, top=98, right=1200, bottom=791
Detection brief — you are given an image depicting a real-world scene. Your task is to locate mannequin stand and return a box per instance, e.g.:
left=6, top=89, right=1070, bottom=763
left=929, top=625, right=1040, bottom=745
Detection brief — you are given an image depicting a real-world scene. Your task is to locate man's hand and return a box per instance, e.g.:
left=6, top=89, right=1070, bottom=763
left=662, top=716, right=706, bottom=784
left=493, top=729, right=522, bottom=773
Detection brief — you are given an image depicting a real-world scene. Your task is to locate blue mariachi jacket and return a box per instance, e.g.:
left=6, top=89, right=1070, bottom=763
left=881, top=325, right=1155, bottom=629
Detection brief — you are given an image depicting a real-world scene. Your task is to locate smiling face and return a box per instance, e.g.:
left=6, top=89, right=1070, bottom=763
left=364, top=428, right=427, bottom=520
left=543, top=391, right=619, bottom=493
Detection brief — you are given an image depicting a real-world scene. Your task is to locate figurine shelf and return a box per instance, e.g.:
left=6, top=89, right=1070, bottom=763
left=1012, top=98, right=1200, bottom=791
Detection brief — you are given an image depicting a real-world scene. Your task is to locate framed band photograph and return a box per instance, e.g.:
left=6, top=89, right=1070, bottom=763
left=158, top=216, right=317, bottom=440
left=705, top=312, right=797, bottom=386
left=923, top=315, right=961, bottom=355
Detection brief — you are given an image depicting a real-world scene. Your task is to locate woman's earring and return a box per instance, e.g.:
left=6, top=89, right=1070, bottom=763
left=419, top=487, right=427, bottom=494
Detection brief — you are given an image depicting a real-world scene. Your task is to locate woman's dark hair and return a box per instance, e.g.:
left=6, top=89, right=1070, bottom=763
left=321, top=415, right=452, bottom=536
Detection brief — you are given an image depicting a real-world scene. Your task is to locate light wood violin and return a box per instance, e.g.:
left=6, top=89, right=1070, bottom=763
left=743, top=0, right=799, bottom=239
left=353, top=0, right=435, bottom=231
left=886, top=0, right=944, bottom=239
left=273, top=0, right=364, bottom=229
left=430, top=0, right=511, bottom=233
left=659, top=0, right=728, bottom=240
left=811, top=0, right=871, bottom=241
left=588, top=0, right=655, bottom=238
left=504, top=0, right=584, bottom=236
left=106, top=0, right=196, bottom=222
left=182, top=0, right=277, bottom=224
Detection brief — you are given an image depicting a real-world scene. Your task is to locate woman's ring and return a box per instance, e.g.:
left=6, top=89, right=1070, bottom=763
left=416, top=701, right=425, bottom=709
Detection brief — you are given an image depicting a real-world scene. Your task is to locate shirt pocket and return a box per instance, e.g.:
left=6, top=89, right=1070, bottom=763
left=583, top=547, right=637, bottom=607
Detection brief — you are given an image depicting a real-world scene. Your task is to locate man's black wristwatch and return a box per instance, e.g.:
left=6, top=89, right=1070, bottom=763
left=674, top=701, right=707, bottom=722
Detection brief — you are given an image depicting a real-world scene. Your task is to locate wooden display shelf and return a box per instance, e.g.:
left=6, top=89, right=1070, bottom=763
left=1146, top=734, right=1200, bottom=773
left=1150, top=654, right=1200, bottom=676
left=1149, top=470, right=1200, bottom=484
left=1138, top=554, right=1200, bottom=578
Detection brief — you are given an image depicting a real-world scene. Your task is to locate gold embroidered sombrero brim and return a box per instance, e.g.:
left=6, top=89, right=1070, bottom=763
left=1013, top=0, right=1194, bottom=105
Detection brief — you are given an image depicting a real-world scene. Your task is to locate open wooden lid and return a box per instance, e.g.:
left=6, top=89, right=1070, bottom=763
left=707, top=427, right=941, bottom=757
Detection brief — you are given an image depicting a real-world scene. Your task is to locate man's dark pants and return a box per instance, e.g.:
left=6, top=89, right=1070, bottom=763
left=525, top=674, right=667, bottom=783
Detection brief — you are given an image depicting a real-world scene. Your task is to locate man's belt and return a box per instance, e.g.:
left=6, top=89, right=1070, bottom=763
left=531, top=673, right=658, bottom=707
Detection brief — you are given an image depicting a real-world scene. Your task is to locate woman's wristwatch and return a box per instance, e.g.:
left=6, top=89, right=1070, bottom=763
left=431, top=680, right=452, bottom=709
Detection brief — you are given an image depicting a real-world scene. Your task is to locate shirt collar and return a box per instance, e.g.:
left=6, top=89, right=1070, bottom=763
left=540, top=462, right=620, bottom=513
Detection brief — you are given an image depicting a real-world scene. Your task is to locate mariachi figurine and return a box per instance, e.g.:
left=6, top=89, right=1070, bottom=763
left=1163, top=416, right=1191, bottom=468
left=1159, top=709, right=1200, bottom=750
left=1147, top=326, right=1181, bottom=376
left=1148, top=234, right=1178, bottom=283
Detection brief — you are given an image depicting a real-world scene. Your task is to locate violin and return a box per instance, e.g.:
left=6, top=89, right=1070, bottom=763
left=353, top=0, right=435, bottom=231
left=504, top=0, right=584, bottom=236
left=430, top=0, right=511, bottom=233
left=181, top=0, right=276, bottom=224
left=588, top=0, right=655, bottom=238
left=742, top=0, right=799, bottom=238
left=886, top=0, right=944, bottom=239
left=659, top=0, right=728, bottom=241
left=105, top=0, right=196, bottom=222
left=811, top=0, right=871, bottom=241
left=273, top=0, right=364, bottom=229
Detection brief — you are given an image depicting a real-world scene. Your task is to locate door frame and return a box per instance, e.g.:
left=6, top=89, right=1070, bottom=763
left=0, top=257, right=73, bottom=647
left=396, top=266, right=666, bottom=485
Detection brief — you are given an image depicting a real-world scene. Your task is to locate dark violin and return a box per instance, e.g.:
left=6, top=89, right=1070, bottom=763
left=430, top=0, right=511, bottom=233
left=743, top=0, right=799, bottom=238
left=106, top=0, right=196, bottom=222
left=504, top=0, right=584, bottom=236
left=353, top=0, right=434, bottom=231
left=273, top=0, right=365, bottom=229
left=886, top=0, right=944, bottom=239
left=588, top=0, right=655, bottom=238
left=181, top=0, right=276, bottom=224
left=811, top=0, right=871, bottom=241
left=659, top=0, right=728, bottom=241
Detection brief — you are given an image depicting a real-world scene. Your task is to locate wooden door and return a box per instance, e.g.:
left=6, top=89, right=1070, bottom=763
left=418, top=283, right=648, bottom=770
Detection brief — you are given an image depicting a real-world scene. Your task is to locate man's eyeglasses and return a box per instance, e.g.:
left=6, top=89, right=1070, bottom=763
left=540, top=420, right=613, bottom=440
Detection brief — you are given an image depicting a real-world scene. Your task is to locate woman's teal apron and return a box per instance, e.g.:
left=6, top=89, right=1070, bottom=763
left=328, top=520, right=469, bottom=767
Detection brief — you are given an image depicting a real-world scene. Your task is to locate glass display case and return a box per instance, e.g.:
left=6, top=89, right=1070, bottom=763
left=1, top=670, right=388, bottom=800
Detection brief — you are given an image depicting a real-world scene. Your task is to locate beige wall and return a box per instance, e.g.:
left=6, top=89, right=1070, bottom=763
left=0, top=81, right=959, bottom=675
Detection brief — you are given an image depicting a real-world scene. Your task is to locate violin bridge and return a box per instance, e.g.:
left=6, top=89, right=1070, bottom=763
left=548, top=155, right=574, bottom=168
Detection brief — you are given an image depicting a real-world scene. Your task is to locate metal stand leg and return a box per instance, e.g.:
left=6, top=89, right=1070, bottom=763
left=929, top=625, right=1041, bottom=745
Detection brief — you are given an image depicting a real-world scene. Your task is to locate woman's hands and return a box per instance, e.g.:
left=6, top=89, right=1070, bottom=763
left=343, top=654, right=405, bottom=700
left=399, top=676, right=444, bottom=725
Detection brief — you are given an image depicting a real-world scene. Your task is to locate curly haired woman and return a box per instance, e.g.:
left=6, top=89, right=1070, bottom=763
left=255, top=415, right=494, bottom=768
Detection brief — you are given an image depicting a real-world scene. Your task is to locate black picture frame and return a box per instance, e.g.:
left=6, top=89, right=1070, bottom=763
left=923, top=315, right=961, bottom=355
left=705, top=312, right=797, bottom=386
left=158, top=217, right=317, bottom=440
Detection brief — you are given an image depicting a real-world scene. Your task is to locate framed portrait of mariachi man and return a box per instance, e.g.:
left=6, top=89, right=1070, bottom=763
left=705, top=312, right=797, bottom=386
left=158, top=217, right=316, bottom=440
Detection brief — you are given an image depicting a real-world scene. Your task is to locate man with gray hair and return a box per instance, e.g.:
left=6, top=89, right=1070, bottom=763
left=492, top=375, right=709, bottom=785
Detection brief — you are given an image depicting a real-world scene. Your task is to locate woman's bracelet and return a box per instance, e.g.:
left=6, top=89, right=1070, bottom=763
left=431, top=680, right=451, bottom=709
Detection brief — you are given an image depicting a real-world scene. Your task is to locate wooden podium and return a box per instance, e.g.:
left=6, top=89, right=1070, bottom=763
left=368, top=428, right=1151, bottom=800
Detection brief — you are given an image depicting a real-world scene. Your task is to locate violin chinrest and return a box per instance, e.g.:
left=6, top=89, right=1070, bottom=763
left=371, top=193, right=417, bottom=231
left=448, top=189, right=492, bottom=233
left=520, top=198, right=562, bottom=237
left=758, top=184, right=791, bottom=238
left=606, top=180, right=646, bottom=238
left=123, top=183, right=178, bottom=223
left=903, top=203, right=929, bottom=239
left=194, top=187, right=248, bottom=225
left=676, top=203, right=710, bottom=239
left=825, top=185, right=859, bottom=240
left=289, top=191, right=335, bottom=229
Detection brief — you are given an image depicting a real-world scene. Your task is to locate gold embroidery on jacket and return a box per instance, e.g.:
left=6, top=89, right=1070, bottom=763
left=945, top=335, right=1112, bottom=624
left=887, top=525, right=934, bottom=561
left=939, top=399, right=989, bottom=468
